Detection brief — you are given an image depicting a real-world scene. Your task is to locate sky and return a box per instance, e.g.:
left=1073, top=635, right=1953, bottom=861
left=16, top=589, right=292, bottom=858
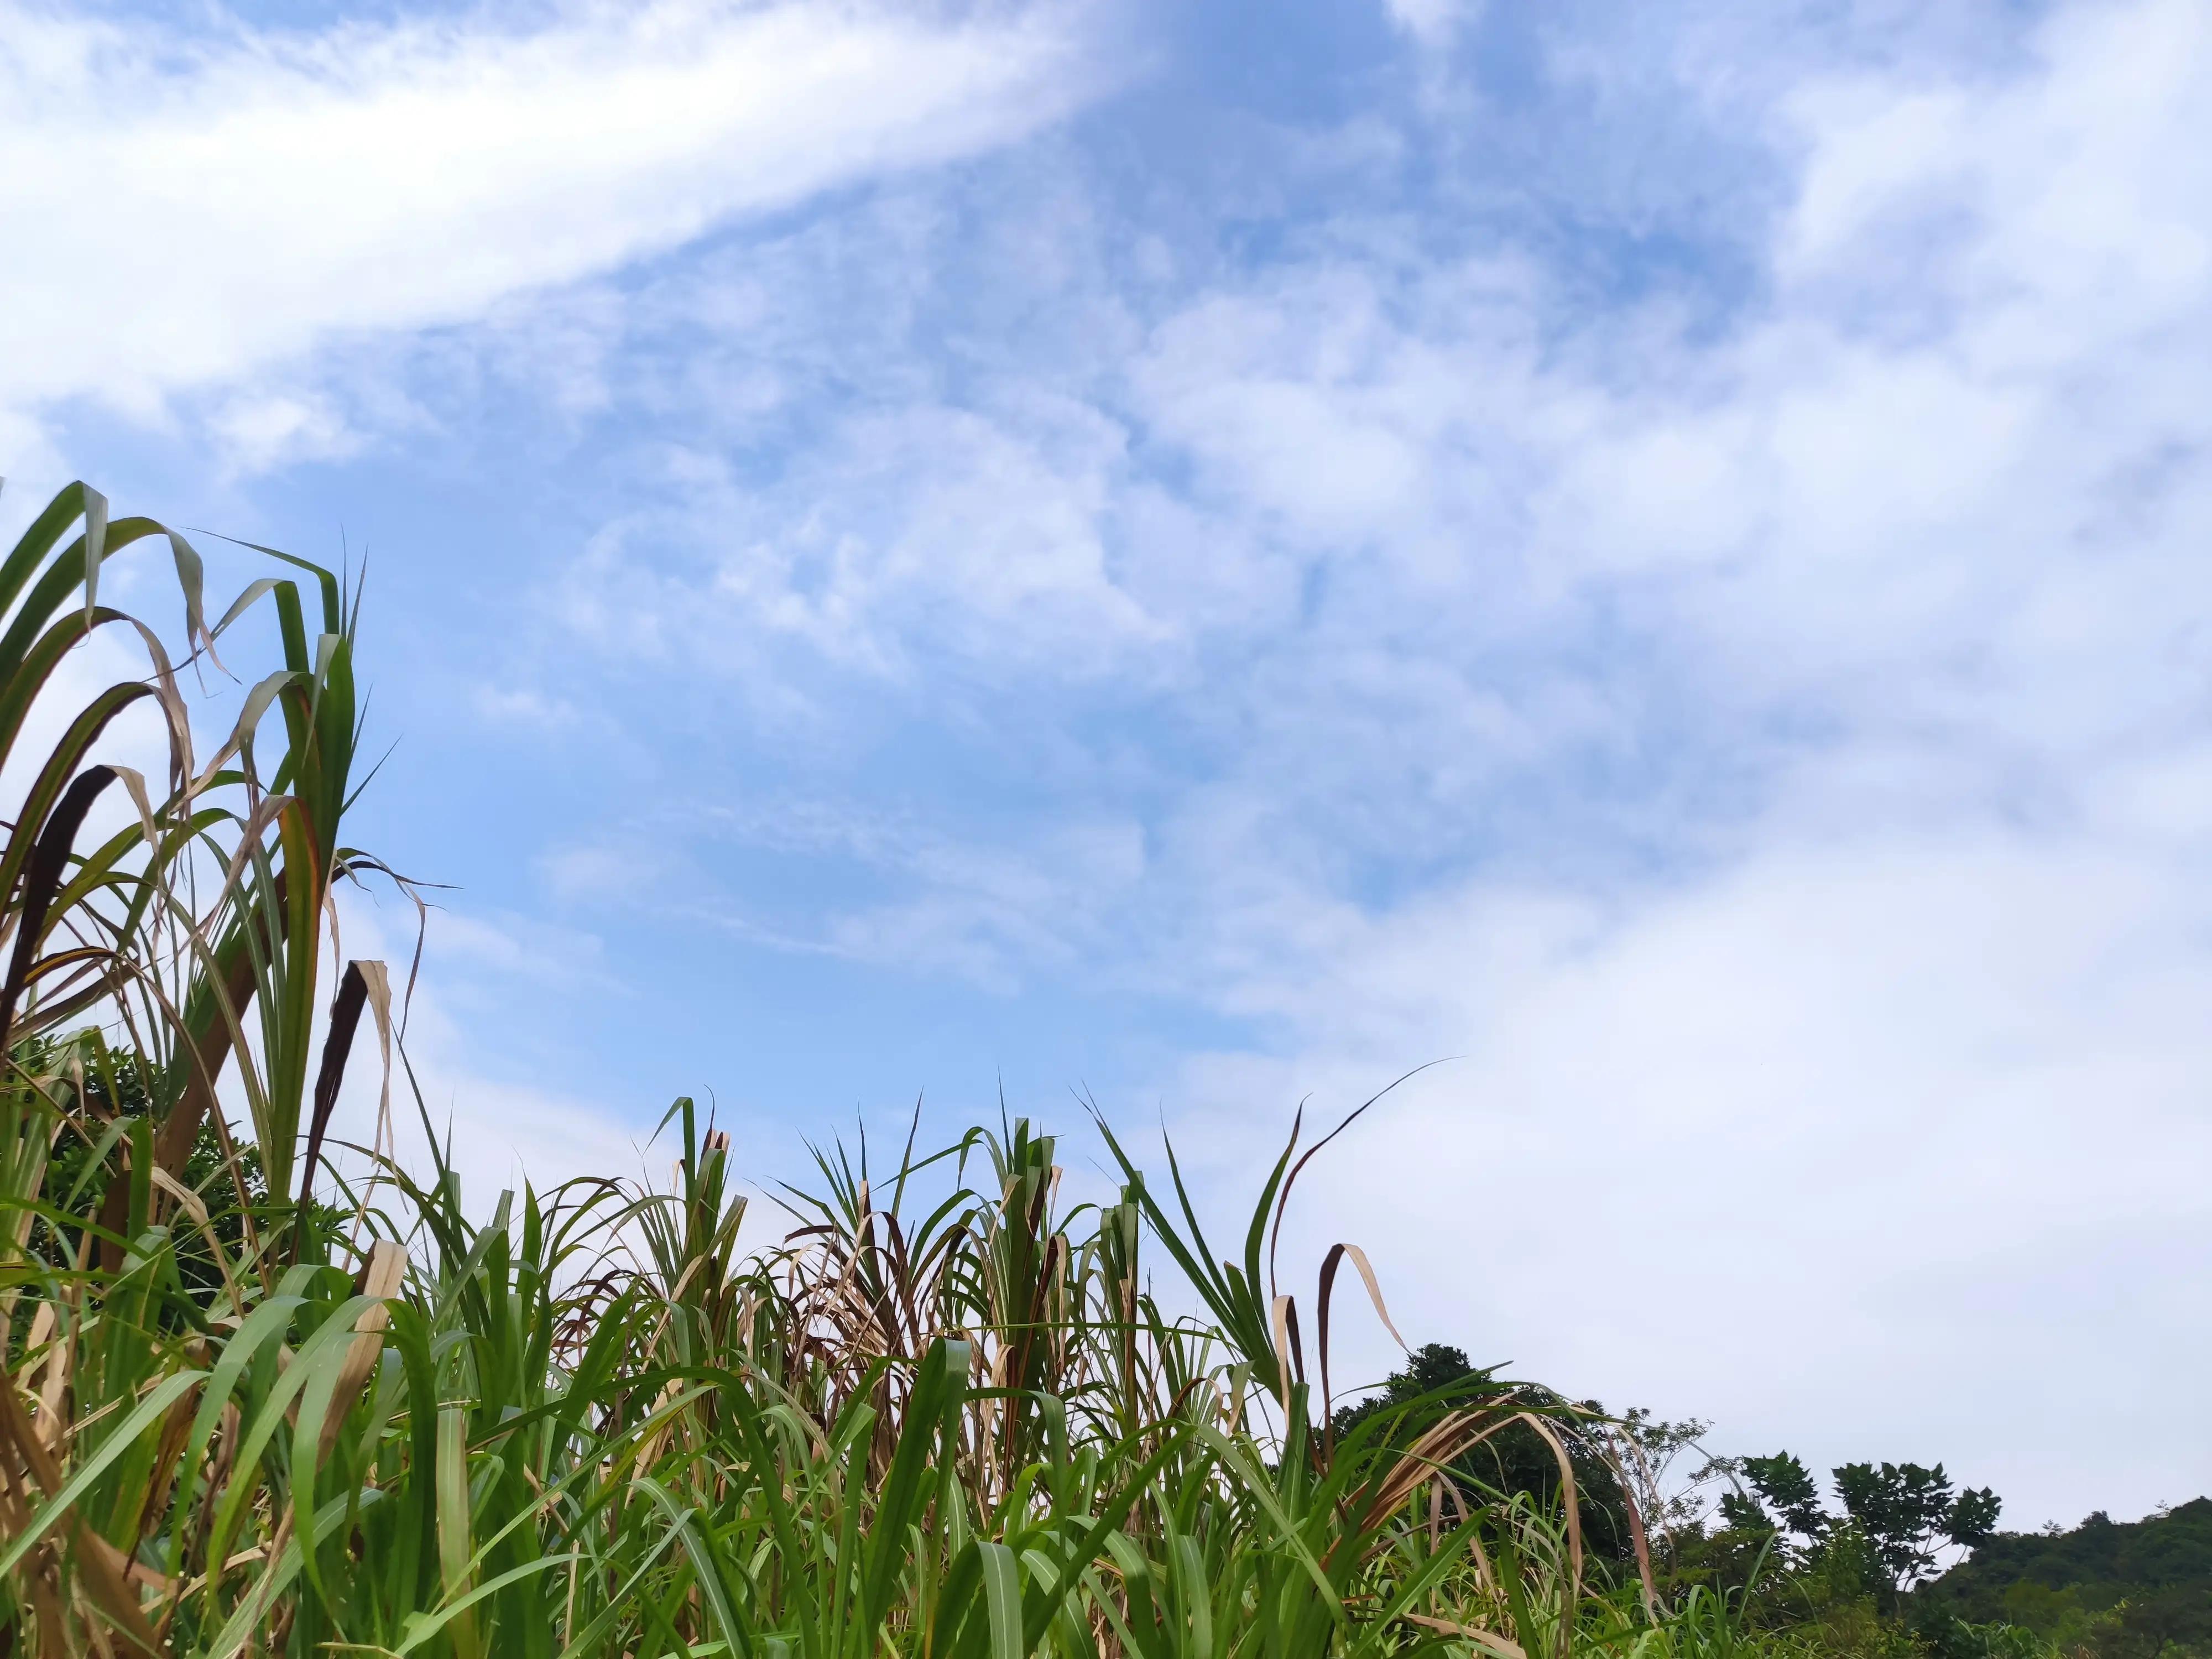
left=4, top=0, right=2211, bottom=1533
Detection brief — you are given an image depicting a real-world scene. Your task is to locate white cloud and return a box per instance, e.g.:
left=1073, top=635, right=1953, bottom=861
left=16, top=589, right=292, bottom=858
left=1170, top=806, right=2212, bottom=1529
left=0, top=0, right=1115, bottom=418
left=471, top=684, right=581, bottom=729
left=543, top=795, right=1150, bottom=990
left=208, top=390, right=362, bottom=477
left=539, top=839, right=670, bottom=907
left=541, top=387, right=1172, bottom=686
left=520, top=0, right=2211, bottom=966
left=811, top=815, right=1149, bottom=987
left=420, top=906, right=613, bottom=990
left=1379, top=0, right=1476, bottom=50
left=1783, top=0, right=2211, bottom=328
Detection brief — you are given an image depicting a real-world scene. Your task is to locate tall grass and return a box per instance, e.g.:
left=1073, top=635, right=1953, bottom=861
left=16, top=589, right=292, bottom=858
left=0, top=482, right=1710, bottom=1659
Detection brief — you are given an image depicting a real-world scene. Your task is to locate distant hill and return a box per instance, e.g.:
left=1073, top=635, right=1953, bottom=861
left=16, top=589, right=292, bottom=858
left=1917, top=1499, right=2212, bottom=1657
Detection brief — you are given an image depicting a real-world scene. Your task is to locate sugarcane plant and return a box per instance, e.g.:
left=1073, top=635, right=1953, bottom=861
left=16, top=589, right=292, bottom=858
left=0, top=480, right=1681, bottom=1659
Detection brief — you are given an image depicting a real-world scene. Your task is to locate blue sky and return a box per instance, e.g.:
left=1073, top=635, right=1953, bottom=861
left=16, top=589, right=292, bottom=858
left=6, top=0, right=2211, bottom=1530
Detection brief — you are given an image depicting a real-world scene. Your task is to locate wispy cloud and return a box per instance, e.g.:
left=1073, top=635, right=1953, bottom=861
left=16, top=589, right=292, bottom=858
left=1, top=0, right=1120, bottom=419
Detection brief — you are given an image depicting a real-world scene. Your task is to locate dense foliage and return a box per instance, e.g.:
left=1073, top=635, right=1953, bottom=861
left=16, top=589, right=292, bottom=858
left=1719, top=1451, right=2001, bottom=1601
left=1917, top=1501, right=2212, bottom=1659
left=1330, top=1344, right=1662, bottom=1567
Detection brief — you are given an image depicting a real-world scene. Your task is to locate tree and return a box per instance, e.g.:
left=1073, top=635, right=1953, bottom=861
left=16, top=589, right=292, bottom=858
left=1331, top=1342, right=1650, bottom=1562
left=1723, top=1452, right=1829, bottom=1540
left=1836, top=1462, right=2002, bottom=1591
left=1613, top=1405, right=1720, bottom=1561
left=1718, top=1449, right=2002, bottom=1602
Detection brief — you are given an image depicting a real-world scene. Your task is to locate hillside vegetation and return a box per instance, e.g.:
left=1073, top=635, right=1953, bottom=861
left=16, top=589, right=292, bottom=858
left=1920, top=1501, right=2212, bottom=1659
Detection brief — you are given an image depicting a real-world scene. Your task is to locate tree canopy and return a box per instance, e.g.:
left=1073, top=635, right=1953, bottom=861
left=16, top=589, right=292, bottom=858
left=1331, top=1342, right=1652, bottom=1563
